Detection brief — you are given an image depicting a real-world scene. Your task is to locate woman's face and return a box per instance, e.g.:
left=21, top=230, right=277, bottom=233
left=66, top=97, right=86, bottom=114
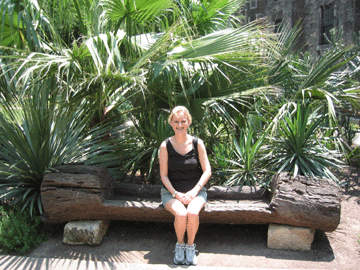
left=170, top=112, right=190, bottom=134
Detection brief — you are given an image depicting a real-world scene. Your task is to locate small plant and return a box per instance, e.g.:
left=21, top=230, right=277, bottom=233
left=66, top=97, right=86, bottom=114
left=209, top=141, right=234, bottom=185
left=211, top=127, right=268, bottom=187
left=265, top=103, right=343, bottom=182
left=0, top=206, right=47, bottom=254
left=225, top=128, right=267, bottom=187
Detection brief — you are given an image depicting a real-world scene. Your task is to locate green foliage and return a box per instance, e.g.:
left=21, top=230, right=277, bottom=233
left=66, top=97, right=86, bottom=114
left=0, top=0, right=45, bottom=49
left=345, top=146, right=360, bottom=167
left=339, top=115, right=358, bottom=146
left=264, top=103, right=343, bottom=182
left=102, top=0, right=174, bottom=35
left=175, top=0, right=244, bottom=36
left=268, top=24, right=360, bottom=129
left=209, top=141, right=234, bottom=185
left=1, top=0, right=360, bottom=191
left=0, top=206, right=47, bottom=254
left=116, top=108, right=173, bottom=183
left=211, top=127, right=268, bottom=187
left=0, top=83, right=116, bottom=215
left=346, top=32, right=360, bottom=81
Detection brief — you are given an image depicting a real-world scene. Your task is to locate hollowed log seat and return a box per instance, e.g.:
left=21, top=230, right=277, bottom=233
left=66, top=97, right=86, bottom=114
left=40, top=165, right=341, bottom=232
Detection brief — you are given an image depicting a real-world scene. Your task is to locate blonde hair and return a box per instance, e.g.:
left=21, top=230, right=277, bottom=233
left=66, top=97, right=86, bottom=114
left=168, top=106, right=192, bottom=125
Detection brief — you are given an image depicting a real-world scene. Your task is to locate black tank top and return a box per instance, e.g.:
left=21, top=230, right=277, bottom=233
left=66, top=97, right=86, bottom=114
left=166, top=137, right=203, bottom=193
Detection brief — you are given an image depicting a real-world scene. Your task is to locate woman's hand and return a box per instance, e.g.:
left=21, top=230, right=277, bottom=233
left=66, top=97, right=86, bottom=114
left=176, top=187, right=199, bottom=205
left=174, top=192, right=186, bottom=204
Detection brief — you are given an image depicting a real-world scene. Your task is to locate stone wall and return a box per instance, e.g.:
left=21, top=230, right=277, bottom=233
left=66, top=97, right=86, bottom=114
left=244, top=0, right=360, bottom=54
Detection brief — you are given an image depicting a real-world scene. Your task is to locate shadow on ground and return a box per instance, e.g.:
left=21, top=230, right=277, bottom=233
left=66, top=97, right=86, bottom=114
left=339, top=166, right=360, bottom=204
left=23, top=220, right=335, bottom=267
left=4, top=168, right=360, bottom=269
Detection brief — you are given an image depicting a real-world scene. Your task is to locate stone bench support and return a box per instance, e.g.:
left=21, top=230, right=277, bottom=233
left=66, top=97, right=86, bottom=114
left=267, top=224, right=315, bottom=251
left=63, top=220, right=110, bottom=245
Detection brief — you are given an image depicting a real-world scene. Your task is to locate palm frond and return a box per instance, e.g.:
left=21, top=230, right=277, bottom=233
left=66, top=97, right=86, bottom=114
left=101, top=0, right=174, bottom=34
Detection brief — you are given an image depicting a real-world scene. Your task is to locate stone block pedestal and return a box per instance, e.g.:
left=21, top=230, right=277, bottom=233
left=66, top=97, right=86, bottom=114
left=267, top=223, right=315, bottom=251
left=63, top=220, right=110, bottom=245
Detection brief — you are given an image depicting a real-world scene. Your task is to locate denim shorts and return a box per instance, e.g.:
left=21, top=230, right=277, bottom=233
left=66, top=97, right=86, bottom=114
left=161, top=186, right=207, bottom=207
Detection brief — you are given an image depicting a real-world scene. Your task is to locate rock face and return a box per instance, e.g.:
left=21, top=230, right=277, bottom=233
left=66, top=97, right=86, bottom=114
left=269, top=173, right=341, bottom=231
left=63, top=220, right=110, bottom=245
left=267, top=224, right=315, bottom=251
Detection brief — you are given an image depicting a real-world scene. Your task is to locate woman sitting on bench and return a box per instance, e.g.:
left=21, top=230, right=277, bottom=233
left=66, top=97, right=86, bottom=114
left=159, top=106, right=212, bottom=265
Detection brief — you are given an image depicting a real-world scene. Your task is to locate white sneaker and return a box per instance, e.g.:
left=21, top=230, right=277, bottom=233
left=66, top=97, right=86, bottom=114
left=173, top=242, right=186, bottom=265
left=185, top=244, right=198, bottom=265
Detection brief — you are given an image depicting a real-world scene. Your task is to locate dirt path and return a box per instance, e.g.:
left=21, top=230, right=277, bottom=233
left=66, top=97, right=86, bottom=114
left=26, top=167, right=360, bottom=269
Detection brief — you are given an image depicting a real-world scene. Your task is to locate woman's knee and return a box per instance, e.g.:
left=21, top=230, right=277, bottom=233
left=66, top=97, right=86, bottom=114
left=187, top=208, right=201, bottom=218
left=186, top=203, right=203, bottom=217
left=187, top=198, right=206, bottom=217
left=166, top=200, right=188, bottom=218
left=175, top=209, right=188, bottom=218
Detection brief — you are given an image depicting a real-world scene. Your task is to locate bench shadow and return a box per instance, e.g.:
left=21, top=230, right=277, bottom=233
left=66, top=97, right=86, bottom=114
left=195, top=223, right=334, bottom=263
left=24, top=220, right=335, bottom=268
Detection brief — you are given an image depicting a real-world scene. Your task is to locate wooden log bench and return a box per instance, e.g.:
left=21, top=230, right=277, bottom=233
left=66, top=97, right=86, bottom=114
left=40, top=165, right=341, bottom=251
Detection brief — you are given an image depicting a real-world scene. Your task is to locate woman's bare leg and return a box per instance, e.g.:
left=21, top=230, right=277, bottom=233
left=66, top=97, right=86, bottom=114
left=165, top=199, right=188, bottom=244
left=186, top=196, right=206, bottom=245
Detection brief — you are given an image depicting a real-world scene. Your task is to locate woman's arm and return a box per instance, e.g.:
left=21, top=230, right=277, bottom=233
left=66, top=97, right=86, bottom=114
left=196, top=138, right=212, bottom=188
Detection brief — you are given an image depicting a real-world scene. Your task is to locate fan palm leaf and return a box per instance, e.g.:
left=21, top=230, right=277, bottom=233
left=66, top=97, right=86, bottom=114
left=144, top=21, right=276, bottom=127
left=101, top=0, right=174, bottom=39
left=175, top=0, right=244, bottom=36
